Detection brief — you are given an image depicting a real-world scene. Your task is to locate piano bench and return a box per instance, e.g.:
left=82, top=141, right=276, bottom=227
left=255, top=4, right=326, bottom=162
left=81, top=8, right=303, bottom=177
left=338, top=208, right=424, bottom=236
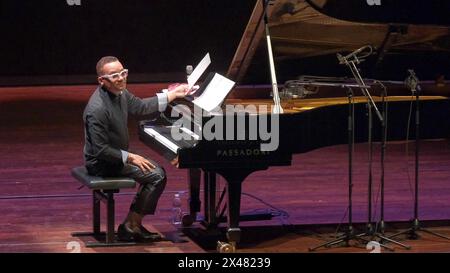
left=70, top=166, right=138, bottom=247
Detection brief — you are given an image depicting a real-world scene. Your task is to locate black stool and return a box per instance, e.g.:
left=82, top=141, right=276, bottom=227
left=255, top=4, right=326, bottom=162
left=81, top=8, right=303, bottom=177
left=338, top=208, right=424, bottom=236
left=71, top=166, right=137, bottom=247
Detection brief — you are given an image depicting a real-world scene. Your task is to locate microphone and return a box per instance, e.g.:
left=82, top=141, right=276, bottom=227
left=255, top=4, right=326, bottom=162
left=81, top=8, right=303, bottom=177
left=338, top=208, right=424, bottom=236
left=186, top=65, right=193, bottom=80
left=337, top=45, right=373, bottom=64
left=405, top=69, right=421, bottom=93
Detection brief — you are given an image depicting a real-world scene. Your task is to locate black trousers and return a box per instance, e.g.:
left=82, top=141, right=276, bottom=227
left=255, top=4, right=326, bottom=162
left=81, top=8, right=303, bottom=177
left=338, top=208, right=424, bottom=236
left=119, top=159, right=167, bottom=215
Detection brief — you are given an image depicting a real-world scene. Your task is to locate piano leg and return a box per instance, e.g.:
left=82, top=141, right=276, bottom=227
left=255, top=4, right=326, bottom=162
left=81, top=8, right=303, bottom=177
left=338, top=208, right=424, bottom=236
left=202, top=168, right=265, bottom=251
left=203, top=171, right=218, bottom=228
left=225, top=180, right=242, bottom=244
left=218, top=169, right=258, bottom=247
left=183, top=168, right=201, bottom=226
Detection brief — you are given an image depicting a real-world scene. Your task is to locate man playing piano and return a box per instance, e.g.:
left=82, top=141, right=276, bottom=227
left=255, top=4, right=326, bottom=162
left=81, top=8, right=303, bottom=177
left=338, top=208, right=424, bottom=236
left=83, top=56, right=189, bottom=241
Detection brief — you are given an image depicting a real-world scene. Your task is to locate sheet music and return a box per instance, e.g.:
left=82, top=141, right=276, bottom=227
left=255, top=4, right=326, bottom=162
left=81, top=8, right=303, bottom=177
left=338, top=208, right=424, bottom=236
left=187, top=53, right=211, bottom=89
left=192, top=73, right=235, bottom=112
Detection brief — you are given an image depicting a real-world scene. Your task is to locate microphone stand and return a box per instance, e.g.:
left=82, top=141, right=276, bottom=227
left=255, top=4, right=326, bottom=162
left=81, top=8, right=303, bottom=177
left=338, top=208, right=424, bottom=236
left=337, top=50, right=393, bottom=251
left=388, top=70, right=450, bottom=241
left=309, top=84, right=371, bottom=251
left=262, top=0, right=283, bottom=114
left=371, top=81, right=410, bottom=249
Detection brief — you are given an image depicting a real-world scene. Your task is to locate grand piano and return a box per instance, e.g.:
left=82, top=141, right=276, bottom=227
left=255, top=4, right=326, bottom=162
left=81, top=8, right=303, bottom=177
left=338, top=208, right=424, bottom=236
left=139, top=0, right=450, bottom=251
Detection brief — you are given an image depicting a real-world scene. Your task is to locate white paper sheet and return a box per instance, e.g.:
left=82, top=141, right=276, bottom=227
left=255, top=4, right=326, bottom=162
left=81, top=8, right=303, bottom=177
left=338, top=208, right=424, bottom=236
left=192, top=73, right=235, bottom=112
left=187, top=53, right=211, bottom=89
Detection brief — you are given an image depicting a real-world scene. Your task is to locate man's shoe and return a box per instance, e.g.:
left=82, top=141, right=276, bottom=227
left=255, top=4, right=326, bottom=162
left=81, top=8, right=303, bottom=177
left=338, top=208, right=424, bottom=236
left=117, top=224, right=143, bottom=242
left=139, top=225, right=162, bottom=240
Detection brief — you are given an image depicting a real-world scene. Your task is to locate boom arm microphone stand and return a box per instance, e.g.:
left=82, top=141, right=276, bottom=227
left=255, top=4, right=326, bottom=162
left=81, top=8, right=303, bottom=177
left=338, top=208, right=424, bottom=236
left=389, top=70, right=450, bottom=241
left=337, top=46, right=393, bottom=251
left=310, top=47, right=389, bottom=251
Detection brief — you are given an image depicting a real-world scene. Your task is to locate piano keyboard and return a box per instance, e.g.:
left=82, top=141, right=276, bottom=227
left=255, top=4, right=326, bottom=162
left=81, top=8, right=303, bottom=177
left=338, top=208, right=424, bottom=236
left=143, top=127, right=179, bottom=153
left=143, top=126, right=200, bottom=154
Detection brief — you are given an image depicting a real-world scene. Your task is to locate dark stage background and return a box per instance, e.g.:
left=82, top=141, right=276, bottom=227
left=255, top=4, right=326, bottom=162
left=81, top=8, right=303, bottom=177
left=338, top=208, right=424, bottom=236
left=0, top=0, right=256, bottom=85
left=2, top=0, right=450, bottom=87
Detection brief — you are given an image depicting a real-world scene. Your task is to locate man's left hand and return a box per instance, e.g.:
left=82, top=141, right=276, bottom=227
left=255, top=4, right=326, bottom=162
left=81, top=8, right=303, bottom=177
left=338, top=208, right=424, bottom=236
left=127, top=152, right=156, bottom=173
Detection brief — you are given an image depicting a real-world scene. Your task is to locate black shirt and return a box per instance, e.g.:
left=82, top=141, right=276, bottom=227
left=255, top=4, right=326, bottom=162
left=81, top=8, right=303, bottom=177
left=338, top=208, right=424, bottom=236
left=83, top=86, right=159, bottom=175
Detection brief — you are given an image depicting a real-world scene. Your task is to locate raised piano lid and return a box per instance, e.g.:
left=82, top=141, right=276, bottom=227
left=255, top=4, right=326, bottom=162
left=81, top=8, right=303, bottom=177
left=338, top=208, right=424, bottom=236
left=226, top=0, right=450, bottom=89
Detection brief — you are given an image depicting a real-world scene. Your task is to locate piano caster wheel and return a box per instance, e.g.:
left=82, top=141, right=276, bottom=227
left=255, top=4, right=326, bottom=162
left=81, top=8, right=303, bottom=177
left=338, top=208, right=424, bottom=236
left=181, top=213, right=195, bottom=227
left=217, top=241, right=236, bottom=253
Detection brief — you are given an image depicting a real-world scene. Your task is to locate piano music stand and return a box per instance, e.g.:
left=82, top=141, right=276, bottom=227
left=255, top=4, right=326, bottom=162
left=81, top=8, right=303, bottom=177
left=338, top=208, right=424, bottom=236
left=388, top=70, right=450, bottom=241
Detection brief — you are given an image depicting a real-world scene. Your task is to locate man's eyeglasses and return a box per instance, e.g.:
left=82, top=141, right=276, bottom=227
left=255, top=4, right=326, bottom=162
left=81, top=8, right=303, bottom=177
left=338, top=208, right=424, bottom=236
left=100, top=69, right=128, bottom=81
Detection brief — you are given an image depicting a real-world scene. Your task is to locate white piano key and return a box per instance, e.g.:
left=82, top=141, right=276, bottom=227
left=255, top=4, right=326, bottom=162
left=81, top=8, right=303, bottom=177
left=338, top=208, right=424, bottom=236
left=180, top=127, right=200, bottom=140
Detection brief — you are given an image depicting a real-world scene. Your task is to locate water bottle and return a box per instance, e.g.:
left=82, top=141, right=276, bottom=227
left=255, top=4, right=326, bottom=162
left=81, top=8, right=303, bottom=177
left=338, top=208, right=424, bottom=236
left=171, top=193, right=182, bottom=226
